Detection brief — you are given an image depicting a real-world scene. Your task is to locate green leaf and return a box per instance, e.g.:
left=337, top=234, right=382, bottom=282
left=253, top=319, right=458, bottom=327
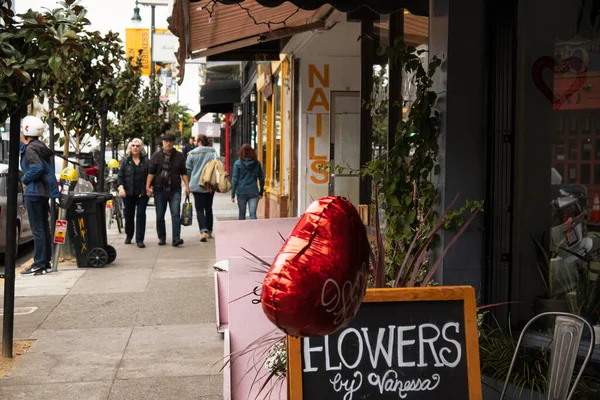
left=48, top=54, right=62, bottom=76
left=389, top=196, right=401, bottom=207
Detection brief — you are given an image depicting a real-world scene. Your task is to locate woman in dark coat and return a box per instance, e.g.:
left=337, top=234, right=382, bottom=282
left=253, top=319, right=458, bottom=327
left=117, top=138, right=150, bottom=248
left=231, top=144, right=265, bottom=220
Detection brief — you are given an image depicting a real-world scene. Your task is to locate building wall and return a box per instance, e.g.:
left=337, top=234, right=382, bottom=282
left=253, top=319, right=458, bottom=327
left=430, top=0, right=488, bottom=292
left=283, top=20, right=362, bottom=215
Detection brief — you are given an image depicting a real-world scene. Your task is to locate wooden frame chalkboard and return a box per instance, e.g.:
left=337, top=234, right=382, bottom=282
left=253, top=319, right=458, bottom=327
left=288, top=286, right=482, bottom=400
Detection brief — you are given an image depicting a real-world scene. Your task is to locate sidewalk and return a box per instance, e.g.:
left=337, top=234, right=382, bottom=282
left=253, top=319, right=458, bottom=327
left=0, top=193, right=238, bottom=400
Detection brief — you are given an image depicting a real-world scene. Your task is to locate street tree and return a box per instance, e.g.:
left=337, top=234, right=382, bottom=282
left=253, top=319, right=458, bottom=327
left=47, top=29, right=126, bottom=168
left=0, top=0, right=88, bottom=121
left=168, top=102, right=193, bottom=140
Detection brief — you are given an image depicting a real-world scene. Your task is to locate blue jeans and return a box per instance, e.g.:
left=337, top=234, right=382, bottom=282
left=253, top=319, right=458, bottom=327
left=124, top=195, right=149, bottom=243
left=237, top=194, right=259, bottom=220
left=154, top=189, right=182, bottom=242
left=25, top=197, right=51, bottom=268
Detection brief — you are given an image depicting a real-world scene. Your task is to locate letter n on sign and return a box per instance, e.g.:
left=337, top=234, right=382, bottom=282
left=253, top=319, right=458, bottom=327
left=287, top=286, right=482, bottom=400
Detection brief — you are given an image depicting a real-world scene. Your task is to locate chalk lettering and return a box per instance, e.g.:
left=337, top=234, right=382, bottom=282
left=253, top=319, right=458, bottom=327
left=325, top=334, right=342, bottom=371
left=418, top=324, right=444, bottom=367
left=440, top=322, right=462, bottom=368
left=338, top=328, right=363, bottom=369
left=367, top=370, right=441, bottom=399
left=397, top=325, right=416, bottom=367
left=303, top=337, right=323, bottom=372
left=362, top=326, right=395, bottom=369
left=330, top=371, right=363, bottom=400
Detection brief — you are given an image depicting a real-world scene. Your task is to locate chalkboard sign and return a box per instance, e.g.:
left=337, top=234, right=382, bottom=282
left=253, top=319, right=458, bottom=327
left=288, top=287, right=481, bottom=400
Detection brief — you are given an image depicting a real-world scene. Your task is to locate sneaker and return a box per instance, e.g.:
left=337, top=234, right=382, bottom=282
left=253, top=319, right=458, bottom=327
left=137, top=242, right=145, bottom=248
left=172, top=239, right=184, bottom=247
left=20, top=265, right=44, bottom=276
left=207, top=232, right=213, bottom=239
left=158, top=240, right=166, bottom=246
left=125, top=237, right=132, bottom=245
left=200, top=232, right=208, bottom=242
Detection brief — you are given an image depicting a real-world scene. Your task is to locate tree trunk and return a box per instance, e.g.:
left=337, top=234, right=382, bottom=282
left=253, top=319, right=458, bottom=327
left=62, top=132, right=69, bottom=170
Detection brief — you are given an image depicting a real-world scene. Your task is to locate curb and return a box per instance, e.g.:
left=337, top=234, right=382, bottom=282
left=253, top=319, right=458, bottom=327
left=0, top=257, right=34, bottom=287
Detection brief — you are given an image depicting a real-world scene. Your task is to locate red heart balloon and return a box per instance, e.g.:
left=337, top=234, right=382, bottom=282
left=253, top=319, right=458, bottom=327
left=261, top=196, right=370, bottom=337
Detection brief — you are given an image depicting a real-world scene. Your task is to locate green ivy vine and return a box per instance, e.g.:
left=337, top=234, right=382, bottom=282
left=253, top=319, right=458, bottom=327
left=360, top=38, right=484, bottom=285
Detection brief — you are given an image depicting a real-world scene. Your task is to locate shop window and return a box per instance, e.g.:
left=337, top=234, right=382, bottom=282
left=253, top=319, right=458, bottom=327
left=568, top=164, right=577, bottom=183
left=595, top=165, right=600, bottom=184
left=568, top=140, right=578, bottom=160
left=261, top=94, right=268, bottom=165
left=567, top=114, right=578, bottom=134
left=582, top=139, right=592, bottom=160
left=555, top=142, right=565, bottom=161
left=581, top=164, right=591, bottom=184
left=272, top=73, right=282, bottom=191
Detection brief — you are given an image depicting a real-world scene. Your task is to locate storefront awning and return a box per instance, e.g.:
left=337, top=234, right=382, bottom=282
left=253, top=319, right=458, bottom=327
left=200, top=80, right=241, bottom=114
left=188, top=1, right=333, bottom=59
left=202, top=0, right=428, bottom=16
left=168, top=0, right=333, bottom=82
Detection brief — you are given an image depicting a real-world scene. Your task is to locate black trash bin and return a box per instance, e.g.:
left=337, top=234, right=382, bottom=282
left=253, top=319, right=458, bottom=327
left=64, top=192, right=117, bottom=268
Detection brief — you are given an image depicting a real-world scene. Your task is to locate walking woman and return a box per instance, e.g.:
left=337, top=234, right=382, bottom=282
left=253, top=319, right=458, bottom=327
left=231, top=144, right=265, bottom=220
left=118, top=138, right=150, bottom=248
left=186, top=134, right=218, bottom=242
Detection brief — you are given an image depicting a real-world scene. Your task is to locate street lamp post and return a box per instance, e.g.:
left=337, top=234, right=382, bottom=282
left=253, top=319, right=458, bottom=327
left=132, top=0, right=168, bottom=151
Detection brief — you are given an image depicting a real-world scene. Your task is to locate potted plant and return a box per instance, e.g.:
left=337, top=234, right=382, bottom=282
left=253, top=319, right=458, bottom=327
left=532, top=236, right=570, bottom=317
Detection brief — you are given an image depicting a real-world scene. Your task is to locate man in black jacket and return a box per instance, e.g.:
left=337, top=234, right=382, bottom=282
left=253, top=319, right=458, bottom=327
left=146, top=134, right=190, bottom=246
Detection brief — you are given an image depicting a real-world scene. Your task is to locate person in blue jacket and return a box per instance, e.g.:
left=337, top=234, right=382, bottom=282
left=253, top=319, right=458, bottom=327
left=19, top=116, right=60, bottom=276
left=231, top=144, right=265, bottom=220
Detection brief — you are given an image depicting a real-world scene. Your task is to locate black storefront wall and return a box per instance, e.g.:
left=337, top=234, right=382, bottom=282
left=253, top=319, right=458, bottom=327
left=429, top=0, right=488, bottom=294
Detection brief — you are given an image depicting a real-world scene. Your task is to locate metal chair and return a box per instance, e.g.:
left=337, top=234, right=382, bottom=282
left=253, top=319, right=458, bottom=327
left=500, top=312, right=595, bottom=400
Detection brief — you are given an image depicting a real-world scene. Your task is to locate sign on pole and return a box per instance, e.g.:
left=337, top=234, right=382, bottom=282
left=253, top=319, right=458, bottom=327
left=53, top=219, right=68, bottom=244
left=126, top=28, right=151, bottom=77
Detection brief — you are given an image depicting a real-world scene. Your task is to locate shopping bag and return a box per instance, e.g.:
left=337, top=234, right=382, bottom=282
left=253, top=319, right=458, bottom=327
left=181, top=195, right=193, bottom=226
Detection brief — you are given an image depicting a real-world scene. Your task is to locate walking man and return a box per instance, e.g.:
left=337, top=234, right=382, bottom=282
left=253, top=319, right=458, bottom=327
left=146, top=133, right=190, bottom=246
left=19, top=116, right=60, bottom=275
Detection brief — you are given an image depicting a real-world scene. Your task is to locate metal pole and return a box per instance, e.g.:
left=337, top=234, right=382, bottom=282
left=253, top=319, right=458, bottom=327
left=98, top=103, right=108, bottom=193
left=388, top=10, right=404, bottom=155
left=150, top=5, right=156, bottom=77
left=48, top=100, right=57, bottom=231
left=359, top=11, right=375, bottom=205
left=3, top=110, right=22, bottom=358
left=149, top=5, right=156, bottom=153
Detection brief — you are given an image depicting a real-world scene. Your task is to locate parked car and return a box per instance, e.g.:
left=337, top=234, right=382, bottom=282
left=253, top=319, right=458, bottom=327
left=0, top=165, right=34, bottom=255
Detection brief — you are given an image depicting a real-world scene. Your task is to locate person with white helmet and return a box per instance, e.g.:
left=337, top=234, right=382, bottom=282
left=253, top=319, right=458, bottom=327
left=19, top=115, right=60, bottom=276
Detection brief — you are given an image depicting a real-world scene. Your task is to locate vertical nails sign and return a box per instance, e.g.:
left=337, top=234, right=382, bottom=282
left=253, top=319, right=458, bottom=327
left=126, top=28, right=151, bottom=77
left=304, top=63, right=330, bottom=205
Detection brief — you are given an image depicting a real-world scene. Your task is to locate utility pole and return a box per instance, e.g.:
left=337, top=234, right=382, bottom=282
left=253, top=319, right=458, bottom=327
left=3, top=109, right=23, bottom=358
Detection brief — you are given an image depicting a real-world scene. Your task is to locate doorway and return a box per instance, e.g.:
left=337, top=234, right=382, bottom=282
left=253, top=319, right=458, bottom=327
left=329, top=91, right=361, bottom=206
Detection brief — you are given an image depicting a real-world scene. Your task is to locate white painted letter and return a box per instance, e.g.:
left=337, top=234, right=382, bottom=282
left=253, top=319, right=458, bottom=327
left=418, top=324, right=443, bottom=367
left=397, top=325, right=416, bottom=367
left=338, top=328, right=364, bottom=369
left=303, top=337, right=323, bottom=372
left=325, top=334, right=342, bottom=371
left=362, top=326, right=395, bottom=369
left=440, top=322, right=462, bottom=368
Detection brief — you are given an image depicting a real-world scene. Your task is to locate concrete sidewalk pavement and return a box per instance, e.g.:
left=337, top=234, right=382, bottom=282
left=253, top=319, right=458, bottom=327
left=0, top=193, right=238, bottom=399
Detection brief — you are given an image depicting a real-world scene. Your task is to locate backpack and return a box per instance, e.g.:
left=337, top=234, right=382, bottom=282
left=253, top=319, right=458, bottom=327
left=199, top=157, right=231, bottom=193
